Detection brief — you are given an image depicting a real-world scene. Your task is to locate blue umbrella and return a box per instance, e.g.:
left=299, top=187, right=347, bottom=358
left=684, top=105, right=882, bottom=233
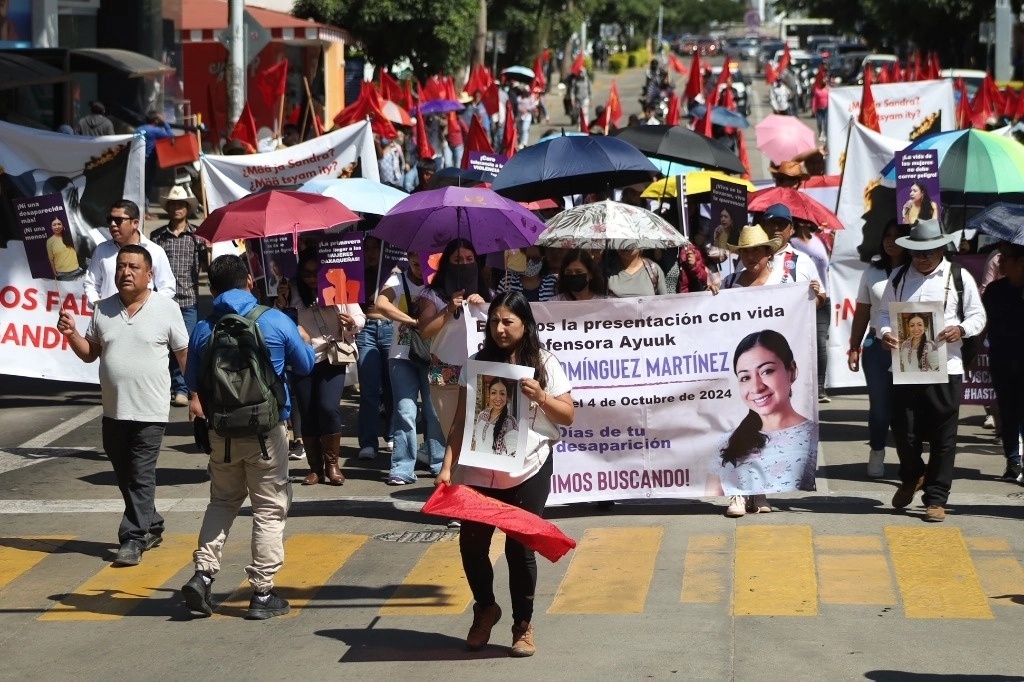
left=687, top=105, right=750, bottom=129
left=965, top=202, right=1024, bottom=245
left=491, top=134, right=659, bottom=201
left=298, top=177, right=408, bottom=216
left=501, top=65, right=536, bottom=83
left=417, top=99, right=464, bottom=115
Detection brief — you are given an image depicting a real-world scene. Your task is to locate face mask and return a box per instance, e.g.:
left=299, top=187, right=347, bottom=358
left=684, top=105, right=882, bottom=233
left=524, top=259, right=544, bottom=278
left=443, top=263, right=478, bottom=298
left=563, top=273, right=589, bottom=293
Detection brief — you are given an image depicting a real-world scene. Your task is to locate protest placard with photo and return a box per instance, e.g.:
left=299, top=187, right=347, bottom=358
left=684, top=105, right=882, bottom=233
left=316, top=233, right=363, bottom=306
left=12, top=194, right=80, bottom=282
left=709, top=178, right=747, bottom=281
left=460, top=360, right=535, bottom=474
left=260, top=235, right=297, bottom=298
left=890, top=300, right=947, bottom=384
left=895, top=149, right=940, bottom=225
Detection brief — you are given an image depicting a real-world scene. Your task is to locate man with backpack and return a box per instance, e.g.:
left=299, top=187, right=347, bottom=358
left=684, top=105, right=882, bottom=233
left=878, top=219, right=986, bottom=522
left=181, top=255, right=314, bottom=619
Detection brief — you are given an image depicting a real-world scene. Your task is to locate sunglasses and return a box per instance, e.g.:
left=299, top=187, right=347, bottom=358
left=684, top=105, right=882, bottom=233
left=911, top=249, right=943, bottom=259
left=107, top=215, right=132, bottom=225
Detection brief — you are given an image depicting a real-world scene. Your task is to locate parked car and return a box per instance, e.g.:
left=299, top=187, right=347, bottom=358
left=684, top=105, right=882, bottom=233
left=695, top=36, right=720, bottom=56
left=674, top=34, right=698, bottom=56
left=940, top=68, right=987, bottom=99
left=834, top=50, right=870, bottom=84
left=724, top=36, right=761, bottom=62
left=859, top=54, right=899, bottom=83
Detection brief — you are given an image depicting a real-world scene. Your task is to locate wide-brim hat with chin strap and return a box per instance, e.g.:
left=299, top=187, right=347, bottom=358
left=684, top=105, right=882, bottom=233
left=161, top=185, right=199, bottom=214
left=895, top=217, right=956, bottom=250
left=727, top=224, right=783, bottom=254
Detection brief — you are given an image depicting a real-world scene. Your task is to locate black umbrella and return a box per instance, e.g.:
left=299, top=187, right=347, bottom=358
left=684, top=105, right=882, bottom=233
left=612, top=125, right=746, bottom=175
left=427, top=166, right=492, bottom=189
left=491, top=134, right=659, bottom=201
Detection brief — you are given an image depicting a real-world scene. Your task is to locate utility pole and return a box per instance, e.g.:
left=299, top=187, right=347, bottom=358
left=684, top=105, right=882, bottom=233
left=995, top=0, right=1012, bottom=81
left=657, top=5, right=663, bottom=55
left=227, top=0, right=245, bottom=123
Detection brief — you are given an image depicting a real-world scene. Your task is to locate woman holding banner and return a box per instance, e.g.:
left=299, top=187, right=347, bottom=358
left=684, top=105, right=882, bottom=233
left=435, top=291, right=574, bottom=657
left=283, top=250, right=366, bottom=486
left=47, top=217, right=83, bottom=280
left=706, top=329, right=816, bottom=512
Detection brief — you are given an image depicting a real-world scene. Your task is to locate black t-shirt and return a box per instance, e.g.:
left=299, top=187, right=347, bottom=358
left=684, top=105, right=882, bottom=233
left=982, top=276, right=1024, bottom=368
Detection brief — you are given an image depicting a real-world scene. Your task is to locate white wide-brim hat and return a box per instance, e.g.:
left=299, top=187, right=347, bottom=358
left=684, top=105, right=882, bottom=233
left=895, top=218, right=956, bottom=250
left=162, top=185, right=199, bottom=214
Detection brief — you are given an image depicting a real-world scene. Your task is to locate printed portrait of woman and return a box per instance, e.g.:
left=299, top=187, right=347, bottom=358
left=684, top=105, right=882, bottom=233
left=899, top=312, right=940, bottom=372
left=705, top=329, right=817, bottom=495
left=470, top=376, right=519, bottom=457
left=902, top=182, right=939, bottom=224
left=46, top=216, right=84, bottom=280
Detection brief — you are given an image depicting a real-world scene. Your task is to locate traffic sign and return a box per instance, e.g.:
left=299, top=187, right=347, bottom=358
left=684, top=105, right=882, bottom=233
left=217, top=10, right=272, bottom=64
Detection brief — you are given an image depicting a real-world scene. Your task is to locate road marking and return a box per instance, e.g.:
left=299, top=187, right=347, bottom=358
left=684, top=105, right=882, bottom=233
left=681, top=534, right=731, bottom=604
left=814, top=535, right=895, bottom=605
left=885, top=527, right=993, bottom=619
left=0, top=447, right=95, bottom=476
left=734, top=525, right=817, bottom=616
left=379, top=531, right=504, bottom=616
left=38, top=534, right=194, bottom=621
left=815, top=443, right=829, bottom=494
left=967, top=536, right=1024, bottom=608
left=20, top=406, right=104, bottom=448
left=549, top=527, right=662, bottom=614
left=0, top=536, right=73, bottom=592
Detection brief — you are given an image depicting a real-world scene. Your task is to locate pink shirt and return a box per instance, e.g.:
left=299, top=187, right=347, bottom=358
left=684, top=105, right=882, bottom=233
left=812, top=86, right=829, bottom=111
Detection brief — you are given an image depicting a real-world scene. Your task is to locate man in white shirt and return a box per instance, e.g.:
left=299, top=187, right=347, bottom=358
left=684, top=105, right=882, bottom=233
left=83, top=199, right=176, bottom=307
left=877, top=219, right=986, bottom=522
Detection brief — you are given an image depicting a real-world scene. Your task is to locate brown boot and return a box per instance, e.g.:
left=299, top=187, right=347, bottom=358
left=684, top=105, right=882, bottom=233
left=510, top=620, right=535, bottom=657
left=466, top=602, right=501, bottom=650
left=320, top=433, right=345, bottom=486
left=302, top=437, right=324, bottom=486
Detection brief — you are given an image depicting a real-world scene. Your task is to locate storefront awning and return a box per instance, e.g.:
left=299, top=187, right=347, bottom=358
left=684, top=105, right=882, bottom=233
left=175, top=0, right=350, bottom=45
left=70, top=48, right=175, bottom=78
left=0, top=52, right=70, bottom=91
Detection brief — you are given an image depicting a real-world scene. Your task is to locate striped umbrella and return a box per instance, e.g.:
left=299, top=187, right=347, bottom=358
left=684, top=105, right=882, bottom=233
left=380, top=99, right=413, bottom=127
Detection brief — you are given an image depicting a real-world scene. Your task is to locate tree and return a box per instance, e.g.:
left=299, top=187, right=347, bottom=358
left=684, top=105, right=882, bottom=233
left=293, top=0, right=479, bottom=77
left=663, top=0, right=746, bottom=34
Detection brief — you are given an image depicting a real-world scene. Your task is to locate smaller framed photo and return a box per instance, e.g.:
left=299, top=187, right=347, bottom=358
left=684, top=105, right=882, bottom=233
left=460, top=359, right=535, bottom=473
left=889, top=300, right=947, bottom=385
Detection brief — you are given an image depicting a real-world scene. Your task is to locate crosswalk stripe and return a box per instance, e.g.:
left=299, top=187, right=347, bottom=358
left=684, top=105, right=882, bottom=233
left=379, top=531, right=505, bottom=616
left=549, top=527, right=662, bottom=614
left=814, top=535, right=896, bottom=605
left=38, top=535, right=194, bottom=621
left=966, top=537, right=1024, bottom=609
left=0, top=536, right=73, bottom=593
left=681, top=534, right=731, bottom=604
left=885, top=527, right=993, bottom=619
left=734, top=525, right=817, bottom=616
left=213, top=534, right=368, bottom=619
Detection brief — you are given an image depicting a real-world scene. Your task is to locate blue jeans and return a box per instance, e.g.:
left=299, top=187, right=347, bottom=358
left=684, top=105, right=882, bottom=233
left=389, top=358, right=445, bottom=481
left=292, top=361, right=347, bottom=437
left=170, top=305, right=198, bottom=397
left=862, top=333, right=893, bottom=451
left=450, top=144, right=464, bottom=170
left=356, top=319, right=393, bottom=450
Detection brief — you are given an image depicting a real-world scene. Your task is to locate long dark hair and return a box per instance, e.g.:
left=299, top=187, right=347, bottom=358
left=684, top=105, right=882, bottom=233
left=906, top=313, right=929, bottom=369
left=295, top=248, right=319, bottom=308
left=53, top=219, right=74, bottom=248
left=476, top=291, right=548, bottom=388
left=720, top=329, right=796, bottom=467
left=557, top=248, right=607, bottom=297
left=484, top=376, right=513, bottom=447
left=914, top=183, right=935, bottom=220
left=426, top=238, right=491, bottom=303
left=872, top=219, right=909, bottom=273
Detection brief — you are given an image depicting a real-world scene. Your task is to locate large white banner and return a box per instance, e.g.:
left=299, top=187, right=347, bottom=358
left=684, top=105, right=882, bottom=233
left=825, top=80, right=954, bottom=175
left=0, top=123, right=146, bottom=383
left=465, top=285, right=819, bottom=503
left=828, top=123, right=909, bottom=388
left=200, top=121, right=380, bottom=212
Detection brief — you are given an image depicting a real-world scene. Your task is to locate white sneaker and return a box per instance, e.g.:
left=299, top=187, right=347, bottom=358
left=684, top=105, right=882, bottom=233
left=867, top=449, right=885, bottom=478
left=725, top=495, right=746, bottom=517
left=983, top=414, right=996, bottom=429
left=386, top=440, right=395, bottom=453
left=746, top=494, right=771, bottom=513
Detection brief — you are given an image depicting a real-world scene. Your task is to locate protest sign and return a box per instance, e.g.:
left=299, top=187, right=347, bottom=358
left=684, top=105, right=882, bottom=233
left=316, top=233, right=363, bottom=306
left=461, top=360, right=534, bottom=474
left=13, top=195, right=80, bottom=281
left=890, top=301, right=947, bottom=383
left=895, top=149, right=940, bottom=225
left=466, top=152, right=508, bottom=178
left=465, top=284, right=818, bottom=503
left=260, top=235, right=297, bottom=299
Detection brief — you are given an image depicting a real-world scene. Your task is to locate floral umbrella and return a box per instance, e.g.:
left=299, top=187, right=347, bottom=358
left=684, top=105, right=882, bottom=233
left=536, top=200, right=689, bottom=250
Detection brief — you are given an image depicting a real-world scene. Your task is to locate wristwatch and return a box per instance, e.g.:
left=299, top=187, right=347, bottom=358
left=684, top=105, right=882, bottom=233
left=958, top=325, right=967, bottom=338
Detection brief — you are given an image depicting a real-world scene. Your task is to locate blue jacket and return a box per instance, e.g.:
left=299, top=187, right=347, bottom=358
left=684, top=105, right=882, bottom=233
left=186, top=289, right=314, bottom=420
left=136, top=121, right=174, bottom=157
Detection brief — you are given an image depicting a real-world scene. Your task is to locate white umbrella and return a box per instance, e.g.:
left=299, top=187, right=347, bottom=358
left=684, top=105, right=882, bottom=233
left=298, top=177, right=408, bottom=216
left=536, top=200, right=688, bottom=250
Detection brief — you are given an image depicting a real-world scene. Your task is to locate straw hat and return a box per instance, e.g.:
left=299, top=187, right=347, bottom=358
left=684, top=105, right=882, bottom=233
left=162, top=185, right=199, bottom=214
left=458, top=91, right=474, bottom=104
left=895, top=218, right=956, bottom=250
left=727, top=224, right=783, bottom=254
left=768, top=160, right=809, bottom=179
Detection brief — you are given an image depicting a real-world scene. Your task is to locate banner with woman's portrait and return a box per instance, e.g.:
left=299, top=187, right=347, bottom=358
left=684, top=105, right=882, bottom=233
left=889, top=300, right=947, bottom=384
left=464, top=284, right=819, bottom=503
left=460, top=360, right=535, bottom=474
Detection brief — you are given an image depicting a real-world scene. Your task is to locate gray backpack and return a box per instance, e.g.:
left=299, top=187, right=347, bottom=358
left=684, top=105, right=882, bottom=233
left=199, top=305, right=285, bottom=462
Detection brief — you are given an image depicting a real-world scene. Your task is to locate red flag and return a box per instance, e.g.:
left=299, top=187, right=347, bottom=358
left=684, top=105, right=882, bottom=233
left=708, top=60, right=731, bottom=109
left=1003, top=87, right=1018, bottom=118
left=481, top=81, right=500, bottom=116
left=956, top=81, right=973, bottom=129
left=683, top=52, right=703, bottom=100
left=764, top=62, right=777, bottom=85
left=1014, top=86, right=1024, bottom=123
left=530, top=56, right=547, bottom=93
left=206, top=83, right=222, bottom=149
left=736, top=125, right=751, bottom=178
left=858, top=68, right=881, bottom=133
left=415, top=107, right=435, bottom=159
left=571, top=52, right=585, bottom=76
left=911, top=51, right=924, bottom=81
left=422, top=484, right=576, bottom=562
left=228, top=101, right=258, bottom=151
left=286, top=103, right=301, bottom=126
left=333, top=84, right=397, bottom=139
left=778, top=45, right=791, bottom=73
left=812, top=64, right=826, bottom=91
left=421, top=76, right=445, bottom=101
left=700, top=109, right=713, bottom=138
left=928, top=52, right=942, bottom=80
left=606, top=80, right=622, bottom=128
left=665, top=93, right=680, bottom=126
left=984, top=74, right=1005, bottom=111
left=256, top=59, right=289, bottom=108
left=888, top=62, right=901, bottom=83
left=971, top=81, right=995, bottom=128
left=466, top=65, right=493, bottom=98
left=379, top=69, right=404, bottom=103
left=443, top=76, right=459, bottom=102
left=502, top=99, right=518, bottom=155
left=312, top=108, right=324, bottom=137
left=462, top=113, right=493, bottom=168
left=667, top=53, right=687, bottom=76
left=877, top=65, right=890, bottom=84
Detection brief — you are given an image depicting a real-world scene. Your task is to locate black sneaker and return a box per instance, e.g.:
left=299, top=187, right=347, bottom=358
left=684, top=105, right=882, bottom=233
left=245, top=589, right=290, bottom=620
left=182, top=572, right=214, bottom=617
left=999, top=463, right=1023, bottom=481
left=112, top=540, right=143, bottom=567
left=143, top=533, right=163, bottom=551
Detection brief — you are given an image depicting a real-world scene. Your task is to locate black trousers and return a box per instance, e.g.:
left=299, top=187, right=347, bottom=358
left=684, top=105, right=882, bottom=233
left=891, top=376, right=962, bottom=506
left=460, top=453, right=553, bottom=625
left=991, top=363, right=1024, bottom=464
left=101, top=418, right=166, bottom=543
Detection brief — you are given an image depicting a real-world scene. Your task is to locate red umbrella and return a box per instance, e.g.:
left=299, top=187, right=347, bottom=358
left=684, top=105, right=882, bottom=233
left=749, top=186, right=844, bottom=230
left=380, top=99, right=413, bottom=127
left=197, top=190, right=361, bottom=243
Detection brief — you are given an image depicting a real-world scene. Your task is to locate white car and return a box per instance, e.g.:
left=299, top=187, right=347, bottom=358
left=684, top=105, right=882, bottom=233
left=859, top=54, right=898, bottom=83
left=940, top=68, right=987, bottom=98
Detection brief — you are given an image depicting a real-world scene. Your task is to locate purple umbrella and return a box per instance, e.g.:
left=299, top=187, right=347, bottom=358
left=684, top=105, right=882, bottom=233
left=417, top=99, right=465, bottom=115
left=370, top=187, right=546, bottom=254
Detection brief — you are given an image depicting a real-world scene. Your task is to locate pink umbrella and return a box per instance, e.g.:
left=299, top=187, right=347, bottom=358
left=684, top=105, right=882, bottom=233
left=754, top=114, right=818, bottom=165
left=380, top=99, right=413, bottom=127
